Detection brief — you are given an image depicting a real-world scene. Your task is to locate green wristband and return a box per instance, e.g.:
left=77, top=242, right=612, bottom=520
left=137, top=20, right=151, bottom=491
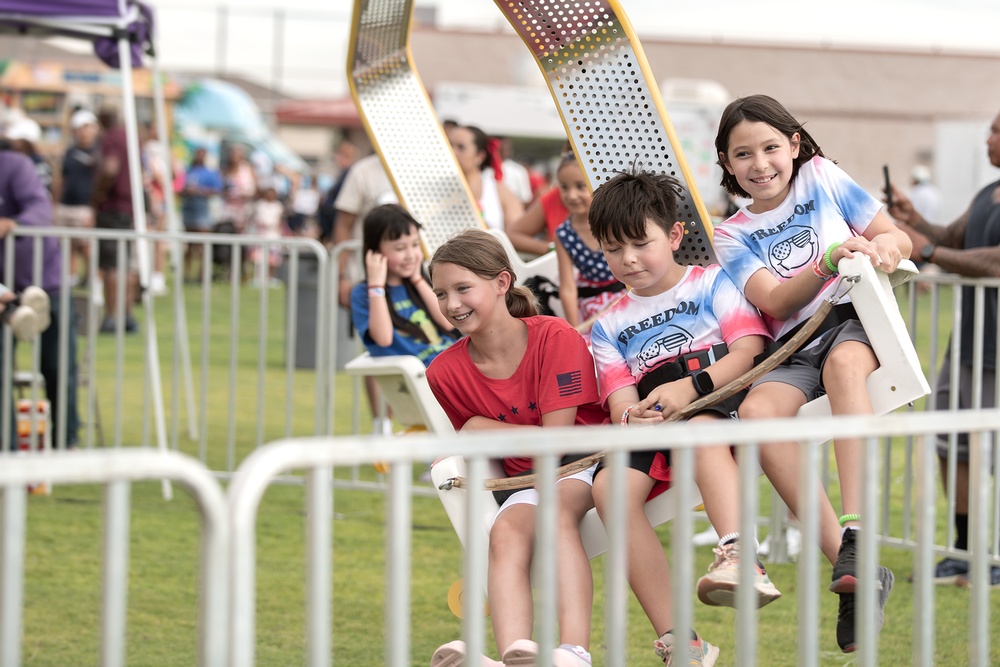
left=824, top=242, right=842, bottom=274
left=839, top=513, right=861, bottom=527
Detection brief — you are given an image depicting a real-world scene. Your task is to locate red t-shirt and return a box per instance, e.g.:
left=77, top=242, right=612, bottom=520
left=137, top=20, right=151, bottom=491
left=427, top=316, right=608, bottom=476
left=540, top=187, right=569, bottom=240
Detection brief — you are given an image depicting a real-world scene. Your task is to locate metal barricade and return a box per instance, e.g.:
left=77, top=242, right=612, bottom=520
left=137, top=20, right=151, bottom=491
left=227, top=409, right=999, bottom=667
left=867, top=273, right=1000, bottom=565
left=2, top=227, right=331, bottom=482
left=0, top=449, right=228, bottom=667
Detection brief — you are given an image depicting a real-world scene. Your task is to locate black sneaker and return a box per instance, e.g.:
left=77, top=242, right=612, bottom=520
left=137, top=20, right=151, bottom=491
left=955, top=564, right=1000, bottom=589
left=830, top=529, right=858, bottom=593
left=835, top=592, right=856, bottom=653
left=835, top=565, right=894, bottom=654
left=933, top=557, right=970, bottom=584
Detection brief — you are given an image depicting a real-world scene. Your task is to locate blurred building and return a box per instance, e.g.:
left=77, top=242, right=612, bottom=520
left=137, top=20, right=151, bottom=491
left=402, top=27, right=1000, bottom=220
left=0, top=35, right=181, bottom=163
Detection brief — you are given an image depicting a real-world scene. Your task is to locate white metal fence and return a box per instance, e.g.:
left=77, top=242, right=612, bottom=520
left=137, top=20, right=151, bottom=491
left=2, top=227, right=334, bottom=476
left=0, top=449, right=228, bottom=667
left=225, top=410, right=998, bottom=667
left=2, top=226, right=999, bottom=664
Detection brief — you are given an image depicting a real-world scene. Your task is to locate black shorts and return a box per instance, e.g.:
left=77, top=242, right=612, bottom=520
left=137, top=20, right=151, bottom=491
left=593, top=389, right=745, bottom=488
left=95, top=210, right=134, bottom=271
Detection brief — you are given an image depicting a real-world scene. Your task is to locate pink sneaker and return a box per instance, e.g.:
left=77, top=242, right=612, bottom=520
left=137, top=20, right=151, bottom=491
left=430, top=640, right=504, bottom=667
left=502, top=639, right=539, bottom=665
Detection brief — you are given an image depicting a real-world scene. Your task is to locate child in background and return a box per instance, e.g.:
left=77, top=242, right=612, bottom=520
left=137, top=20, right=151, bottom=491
left=350, top=204, right=457, bottom=369
left=713, top=94, right=910, bottom=653
left=587, top=167, right=777, bottom=667
left=249, top=186, right=285, bottom=286
left=553, top=152, right=625, bottom=330
left=427, top=229, right=605, bottom=667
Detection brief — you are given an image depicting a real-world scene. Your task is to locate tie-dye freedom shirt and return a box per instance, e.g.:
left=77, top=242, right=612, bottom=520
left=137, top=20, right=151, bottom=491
left=713, top=155, right=883, bottom=341
left=590, top=264, right=768, bottom=406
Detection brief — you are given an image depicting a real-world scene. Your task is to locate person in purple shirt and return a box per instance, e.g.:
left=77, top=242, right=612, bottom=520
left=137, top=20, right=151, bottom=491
left=0, top=148, right=78, bottom=450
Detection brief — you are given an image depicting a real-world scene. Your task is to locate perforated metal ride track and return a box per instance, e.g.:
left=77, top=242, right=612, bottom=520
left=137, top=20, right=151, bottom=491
left=347, top=0, right=484, bottom=256
left=495, top=0, right=716, bottom=265
left=348, top=0, right=716, bottom=266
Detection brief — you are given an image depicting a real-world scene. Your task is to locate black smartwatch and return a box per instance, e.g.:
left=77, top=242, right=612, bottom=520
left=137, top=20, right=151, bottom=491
left=919, top=244, right=937, bottom=263
left=690, top=370, right=714, bottom=397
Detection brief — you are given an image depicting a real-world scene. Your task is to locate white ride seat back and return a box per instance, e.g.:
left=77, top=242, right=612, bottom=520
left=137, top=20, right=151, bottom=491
left=348, top=255, right=930, bottom=579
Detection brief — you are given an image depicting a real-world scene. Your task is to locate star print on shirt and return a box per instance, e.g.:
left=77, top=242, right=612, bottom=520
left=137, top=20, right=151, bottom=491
left=510, top=406, right=519, bottom=415
left=497, top=413, right=507, bottom=422
left=529, top=402, right=537, bottom=411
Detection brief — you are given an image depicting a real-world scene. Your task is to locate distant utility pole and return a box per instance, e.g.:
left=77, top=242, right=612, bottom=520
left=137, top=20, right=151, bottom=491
left=215, top=5, right=227, bottom=76
left=272, top=9, right=284, bottom=113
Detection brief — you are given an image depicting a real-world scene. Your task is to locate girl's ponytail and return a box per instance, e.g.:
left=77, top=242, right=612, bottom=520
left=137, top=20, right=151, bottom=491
left=505, top=285, right=539, bottom=319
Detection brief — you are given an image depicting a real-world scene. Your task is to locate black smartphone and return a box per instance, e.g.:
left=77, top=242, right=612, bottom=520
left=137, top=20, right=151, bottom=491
left=882, top=165, right=893, bottom=209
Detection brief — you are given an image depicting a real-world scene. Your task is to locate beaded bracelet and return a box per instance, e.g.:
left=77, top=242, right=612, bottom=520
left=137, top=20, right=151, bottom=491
left=811, top=258, right=834, bottom=280
left=824, top=242, right=842, bottom=274
left=620, top=404, right=636, bottom=427
left=838, top=513, right=861, bottom=527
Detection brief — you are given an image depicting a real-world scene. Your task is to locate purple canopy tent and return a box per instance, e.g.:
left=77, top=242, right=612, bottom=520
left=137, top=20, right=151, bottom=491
left=0, top=2, right=196, bottom=515
left=0, top=0, right=153, bottom=67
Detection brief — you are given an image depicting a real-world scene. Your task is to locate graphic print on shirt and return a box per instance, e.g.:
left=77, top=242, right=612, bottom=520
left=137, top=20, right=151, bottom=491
left=590, top=265, right=770, bottom=405
left=768, top=224, right=819, bottom=278
left=635, top=325, right=693, bottom=375
left=557, top=371, right=583, bottom=397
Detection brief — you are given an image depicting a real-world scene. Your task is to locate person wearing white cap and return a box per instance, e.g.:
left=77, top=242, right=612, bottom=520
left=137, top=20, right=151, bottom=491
left=4, top=115, right=51, bottom=193
left=54, top=108, right=100, bottom=281
left=908, top=164, right=942, bottom=223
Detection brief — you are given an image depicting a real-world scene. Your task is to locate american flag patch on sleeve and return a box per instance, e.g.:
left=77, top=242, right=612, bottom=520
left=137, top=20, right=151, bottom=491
left=556, top=370, right=583, bottom=397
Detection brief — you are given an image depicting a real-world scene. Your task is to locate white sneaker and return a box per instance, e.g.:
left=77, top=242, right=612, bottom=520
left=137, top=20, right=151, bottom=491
left=150, top=272, right=168, bottom=296
left=786, top=526, right=801, bottom=558
left=92, top=277, right=105, bottom=307
left=7, top=305, right=39, bottom=342
left=552, top=645, right=592, bottom=666
left=692, top=525, right=720, bottom=547
left=759, top=526, right=801, bottom=560
left=20, top=286, right=50, bottom=332
left=695, top=540, right=782, bottom=609
left=654, top=632, right=720, bottom=667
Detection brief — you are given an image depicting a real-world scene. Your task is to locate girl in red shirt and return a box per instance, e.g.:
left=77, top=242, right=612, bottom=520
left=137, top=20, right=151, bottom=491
left=427, top=229, right=606, bottom=667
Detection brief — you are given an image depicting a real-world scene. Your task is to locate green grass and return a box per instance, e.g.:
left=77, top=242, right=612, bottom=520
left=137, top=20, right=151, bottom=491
left=9, top=281, right=1000, bottom=665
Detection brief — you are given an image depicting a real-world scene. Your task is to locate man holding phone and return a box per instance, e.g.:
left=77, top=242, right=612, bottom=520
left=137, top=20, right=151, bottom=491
left=886, top=109, right=1000, bottom=588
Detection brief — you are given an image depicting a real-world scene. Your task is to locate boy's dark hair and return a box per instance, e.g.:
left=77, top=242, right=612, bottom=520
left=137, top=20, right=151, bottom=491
left=360, top=204, right=450, bottom=344
left=588, top=166, right=683, bottom=246
left=714, top=94, right=828, bottom=199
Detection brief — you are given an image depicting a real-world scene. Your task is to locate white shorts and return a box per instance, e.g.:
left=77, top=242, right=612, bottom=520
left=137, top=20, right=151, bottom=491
left=495, top=463, right=598, bottom=518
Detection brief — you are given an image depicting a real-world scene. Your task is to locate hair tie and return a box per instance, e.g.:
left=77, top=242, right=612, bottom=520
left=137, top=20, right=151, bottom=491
left=486, top=137, right=503, bottom=181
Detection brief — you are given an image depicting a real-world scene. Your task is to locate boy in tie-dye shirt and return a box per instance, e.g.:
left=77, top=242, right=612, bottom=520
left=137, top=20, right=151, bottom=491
left=586, top=167, right=777, bottom=667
